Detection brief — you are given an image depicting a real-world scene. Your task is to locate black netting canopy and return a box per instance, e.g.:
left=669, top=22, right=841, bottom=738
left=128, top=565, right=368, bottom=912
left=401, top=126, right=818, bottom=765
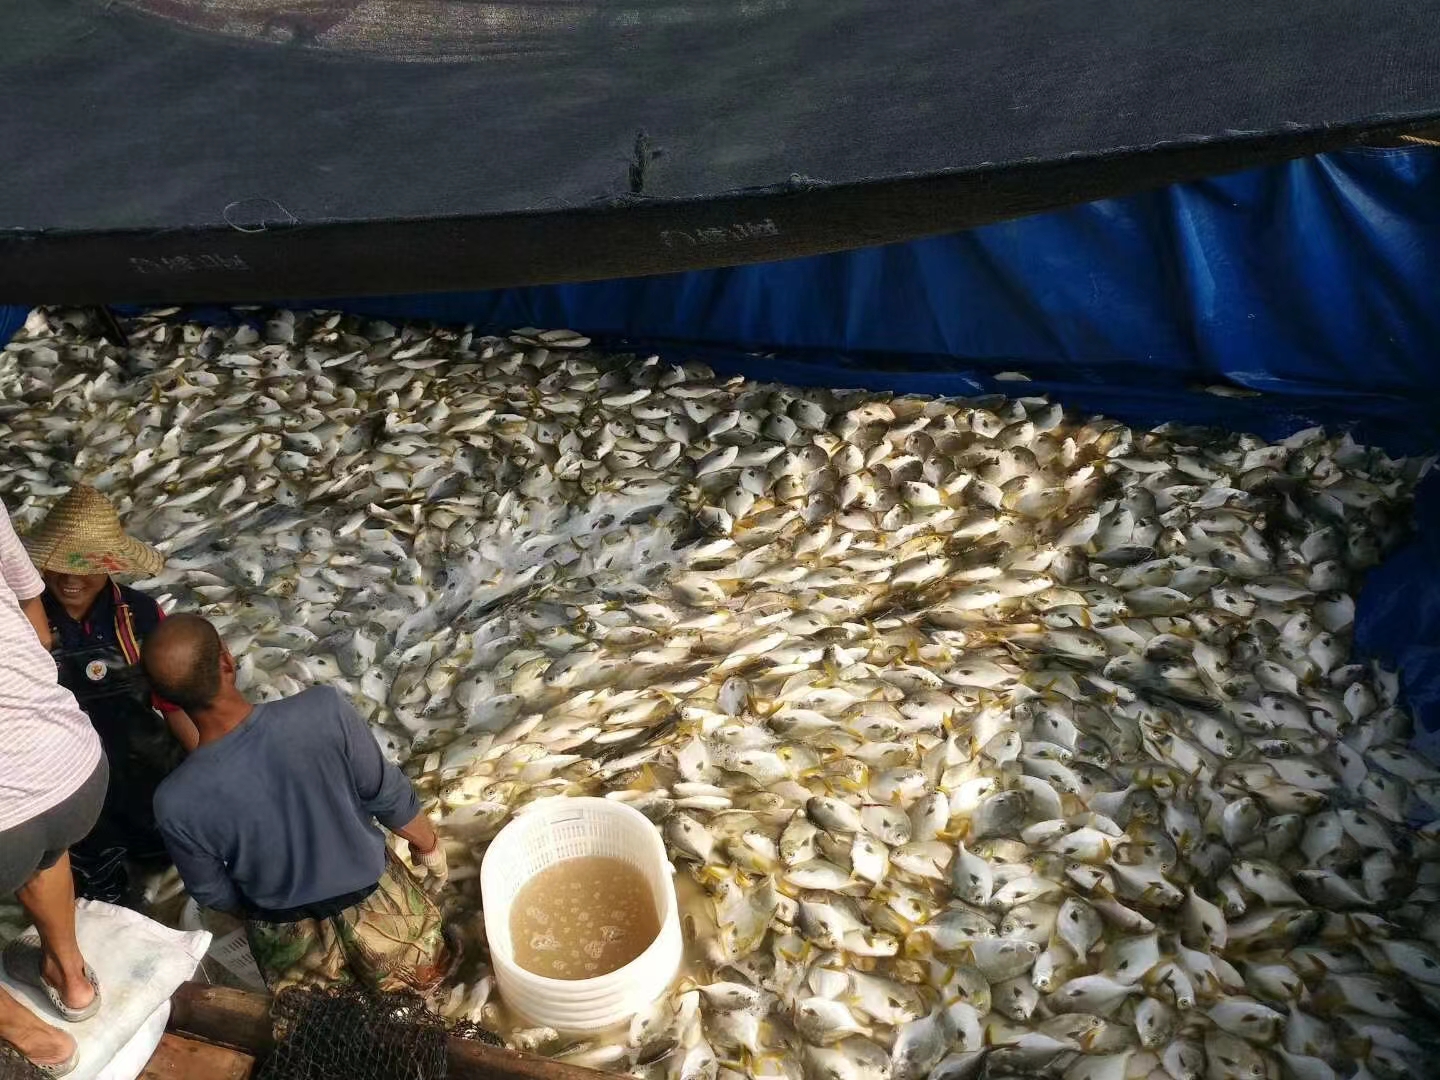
left=1, top=0, right=1437, bottom=303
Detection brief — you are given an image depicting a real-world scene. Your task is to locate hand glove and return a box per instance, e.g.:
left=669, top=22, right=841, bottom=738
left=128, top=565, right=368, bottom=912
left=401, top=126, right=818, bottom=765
left=413, top=842, right=449, bottom=888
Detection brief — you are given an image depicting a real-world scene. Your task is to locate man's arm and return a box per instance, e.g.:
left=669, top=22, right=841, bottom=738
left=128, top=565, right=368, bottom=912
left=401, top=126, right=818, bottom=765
left=332, top=690, right=447, bottom=884
left=158, top=821, right=244, bottom=915
left=166, top=708, right=200, bottom=753
left=333, top=689, right=423, bottom=830
left=390, top=810, right=446, bottom=885
left=390, top=811, right=439, bottom=855
left=19, top=594, right=51, bottom=651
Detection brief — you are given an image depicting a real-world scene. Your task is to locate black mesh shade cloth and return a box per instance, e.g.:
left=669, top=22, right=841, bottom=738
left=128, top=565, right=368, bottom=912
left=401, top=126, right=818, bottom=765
left=1, top=0, right=1438, bottom=302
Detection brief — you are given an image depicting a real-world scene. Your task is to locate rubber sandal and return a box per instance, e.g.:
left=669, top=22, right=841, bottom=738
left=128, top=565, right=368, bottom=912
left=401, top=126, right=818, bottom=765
left=1, top=932, right=102, bottom=1024
left=33, top=1044, right=79, bottom=1078
left=1, top=1036, right=79, bottom=1078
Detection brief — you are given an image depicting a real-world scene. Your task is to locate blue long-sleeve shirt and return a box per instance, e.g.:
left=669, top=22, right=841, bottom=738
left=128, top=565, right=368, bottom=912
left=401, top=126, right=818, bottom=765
left=153, top=685, right=421, bottom=914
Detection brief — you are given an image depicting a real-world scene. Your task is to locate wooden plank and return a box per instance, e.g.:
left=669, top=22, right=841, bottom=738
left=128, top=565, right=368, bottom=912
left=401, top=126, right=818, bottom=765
left=445, top=1035, right=614, bottom=1080
left=140, top=1033, right=254, bottom=1080
left=169, top=985, right=274, bottom=1055
left=169, top=983, right=609, bottom=1080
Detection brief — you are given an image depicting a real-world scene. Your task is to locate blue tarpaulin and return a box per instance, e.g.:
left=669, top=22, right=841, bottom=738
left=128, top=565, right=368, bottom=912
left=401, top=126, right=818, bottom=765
left=4, top=146, right=1439, bottom=726
left=0, top=303, right=24, bottom=346
left=314, top=147, right=1440, bottom=452
left=1358, top=473, right=1440, bottom=754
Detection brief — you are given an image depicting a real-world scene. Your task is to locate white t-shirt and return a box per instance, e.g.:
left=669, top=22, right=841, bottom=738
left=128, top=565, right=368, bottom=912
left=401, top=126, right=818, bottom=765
left=0, top=500, right=101, bottom=831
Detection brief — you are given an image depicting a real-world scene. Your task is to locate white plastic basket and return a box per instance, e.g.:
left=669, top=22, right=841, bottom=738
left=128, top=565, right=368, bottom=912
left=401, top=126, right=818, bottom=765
left=481, top=796, right=681, bottom=1032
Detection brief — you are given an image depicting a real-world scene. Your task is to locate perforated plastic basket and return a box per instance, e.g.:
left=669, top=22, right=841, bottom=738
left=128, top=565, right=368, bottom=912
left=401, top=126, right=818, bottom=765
left=480, top=797, right=681, bottom=1032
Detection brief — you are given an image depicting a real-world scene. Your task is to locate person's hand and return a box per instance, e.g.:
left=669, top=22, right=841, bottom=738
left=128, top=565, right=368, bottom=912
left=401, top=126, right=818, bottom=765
left=412, top=841, right=449, bottom=890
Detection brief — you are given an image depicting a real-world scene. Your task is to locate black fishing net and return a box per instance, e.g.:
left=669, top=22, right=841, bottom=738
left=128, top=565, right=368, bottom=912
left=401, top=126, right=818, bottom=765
left=254, top=987, right=506, bottom=1080
left=256, top=988, right=449, bottom=1080
left=0, top=1042, right=46, bottom=1080
left=450, top=1019, right=506, bottom=1048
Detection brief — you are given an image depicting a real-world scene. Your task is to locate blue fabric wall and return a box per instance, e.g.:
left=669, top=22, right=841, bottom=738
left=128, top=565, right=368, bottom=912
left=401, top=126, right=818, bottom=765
left=4, top=146, right=1439, bottom=727
left=321, top=147, right=1440, bottom=454
left=0, top=304, right=22, bottom=346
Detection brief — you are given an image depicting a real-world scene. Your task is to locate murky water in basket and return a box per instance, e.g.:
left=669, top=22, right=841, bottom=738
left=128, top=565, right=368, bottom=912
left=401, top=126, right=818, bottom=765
left=511, top=856, right=660, bottom=980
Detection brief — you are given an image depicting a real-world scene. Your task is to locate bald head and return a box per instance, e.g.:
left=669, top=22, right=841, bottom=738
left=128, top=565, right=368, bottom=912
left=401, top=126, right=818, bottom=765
left=143, top=613, right=225, bottom=714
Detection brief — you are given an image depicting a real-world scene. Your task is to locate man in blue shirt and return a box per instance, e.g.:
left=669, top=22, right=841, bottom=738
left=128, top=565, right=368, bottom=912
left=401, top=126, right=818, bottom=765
left=142, top=614, right=452, bottom=994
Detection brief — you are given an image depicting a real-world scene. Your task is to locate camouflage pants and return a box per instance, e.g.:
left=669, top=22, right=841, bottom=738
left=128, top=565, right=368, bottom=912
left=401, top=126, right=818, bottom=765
left=245, top=853, right=451, bottom=996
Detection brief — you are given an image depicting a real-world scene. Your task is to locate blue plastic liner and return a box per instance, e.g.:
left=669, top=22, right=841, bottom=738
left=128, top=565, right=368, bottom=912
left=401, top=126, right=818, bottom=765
left=1356, top=472, right=1440, bottom=741
left=0, top=304, right=22, bottom=346
left=4, top=146, right=1439, bottom=727
left=307, top=147, right=1440, bottom=440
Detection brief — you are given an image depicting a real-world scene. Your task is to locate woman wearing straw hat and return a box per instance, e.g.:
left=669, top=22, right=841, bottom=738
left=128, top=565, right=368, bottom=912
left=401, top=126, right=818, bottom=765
left=21, top=485, right=198, bottom=907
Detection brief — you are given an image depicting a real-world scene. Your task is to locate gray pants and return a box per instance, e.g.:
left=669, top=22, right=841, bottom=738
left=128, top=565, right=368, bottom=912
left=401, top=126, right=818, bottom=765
left=0, top=758, right=109, bottom=894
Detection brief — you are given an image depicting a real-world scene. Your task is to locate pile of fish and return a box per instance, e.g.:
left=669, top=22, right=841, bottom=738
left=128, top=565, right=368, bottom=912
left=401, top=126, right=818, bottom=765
left=2, top=305, right=1439, bottom=1080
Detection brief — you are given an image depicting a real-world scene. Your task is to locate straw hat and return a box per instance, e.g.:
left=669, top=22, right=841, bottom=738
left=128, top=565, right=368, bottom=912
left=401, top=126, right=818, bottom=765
left=23, top=485, right=165, bottom=577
